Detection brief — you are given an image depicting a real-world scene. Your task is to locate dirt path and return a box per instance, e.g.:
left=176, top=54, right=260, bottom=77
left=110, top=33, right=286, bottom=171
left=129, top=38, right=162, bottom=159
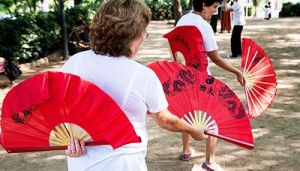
left=1, top=17, right=299, bottom=171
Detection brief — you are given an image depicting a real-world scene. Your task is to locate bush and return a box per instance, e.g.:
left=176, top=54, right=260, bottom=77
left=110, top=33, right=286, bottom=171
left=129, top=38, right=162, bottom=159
left=0, top=13, right=61, bottom=63
left=280, top=2, right=300, bottom=17
left=146, top=1, right=173, bottom=20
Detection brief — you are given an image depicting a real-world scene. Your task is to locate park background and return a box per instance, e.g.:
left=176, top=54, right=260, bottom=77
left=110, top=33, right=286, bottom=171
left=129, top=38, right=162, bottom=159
left=0, top=0, right=300, bottom=171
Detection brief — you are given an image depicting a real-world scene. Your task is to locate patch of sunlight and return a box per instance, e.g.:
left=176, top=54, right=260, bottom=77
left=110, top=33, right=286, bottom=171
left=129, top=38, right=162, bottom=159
left=45, top=155, right=67, bottom=160
left=276, top=69, right=298, bottom=74
left=252, top=128, right=269, bottom=139
left=279, top=59, right=300, bottom=65
left=261, top=160, right=279, bottom=166
left=286, top=34, right=300, bottom=40
left=267, top=109, right=300, bottom=118
left=245, top=25, right=300, bottom=29
left=276, top=82, right=294, bottom=89
left=0, top=150, right=6, bottom=154
left=231, top=149, right=251, bottom=156
left=290, top=141, right=300, bottom=150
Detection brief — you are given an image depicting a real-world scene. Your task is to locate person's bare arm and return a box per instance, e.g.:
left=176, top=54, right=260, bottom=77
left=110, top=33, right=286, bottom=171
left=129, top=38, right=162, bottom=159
left=150, top=109, right=207, bottom=141
left=207, top=50, right=245, bottom=86
left=224, top=0, right=234, bottom=12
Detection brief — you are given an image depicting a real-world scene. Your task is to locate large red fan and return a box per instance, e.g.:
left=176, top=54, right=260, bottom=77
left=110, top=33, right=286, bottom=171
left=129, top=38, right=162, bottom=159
left=0, top=71, right=141, bottom=153
left=148, top=61, right=254, bottom=150
left=241, top=38, right=277, bottom=118
left=163, top=26, right=208, bottom=72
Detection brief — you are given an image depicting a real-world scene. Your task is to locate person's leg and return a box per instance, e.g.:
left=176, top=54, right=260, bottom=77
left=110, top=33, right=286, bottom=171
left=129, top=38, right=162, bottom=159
left=205, top=136, right=217, bottom=165
left=236, top=26, right=243, bottom=56
left=180, top=132, right=194, bottom=160
left=210, top=15, right=218, bottom=33
left=220, top=11, right=225, bottom=33
left=182, top=132, right=190, bottom=154
left=201, top=136, right=224, bottom=171
left=230, top=26, right=239, bottom=57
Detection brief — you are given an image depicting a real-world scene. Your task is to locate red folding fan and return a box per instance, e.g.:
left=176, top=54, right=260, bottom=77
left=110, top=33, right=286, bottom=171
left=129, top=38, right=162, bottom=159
left=0, top=71, right=141, bottom=153
left=241, top=38, right=277, bottom=118
left=163, top=26, right=208, bottom=72
left=148, top=61, right=254, bottom=150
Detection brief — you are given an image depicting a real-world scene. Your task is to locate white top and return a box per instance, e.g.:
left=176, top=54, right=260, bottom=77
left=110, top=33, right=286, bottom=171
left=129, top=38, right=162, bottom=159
left=231, top=0, right=246, bottom=26
left=176, top=12, right=218, bottom=74
left=60, top=50, right=168, bottom=170
left=264, top=7, right=271, bottom=18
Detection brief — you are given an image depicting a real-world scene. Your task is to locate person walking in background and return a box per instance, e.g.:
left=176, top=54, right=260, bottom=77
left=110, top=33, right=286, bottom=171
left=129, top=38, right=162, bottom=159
left=225, top=0, right=246, bottom=58
left=268, top=1, right=272, bottom=19
left=175, top=0, right=245, bottom=170
left=210, top=10, right=219, bottom=34
left=61, top=0, right=207, bottom=170
left=264, top=4, right=271, bottom=20
left=219, top=0, right=232, bottom=33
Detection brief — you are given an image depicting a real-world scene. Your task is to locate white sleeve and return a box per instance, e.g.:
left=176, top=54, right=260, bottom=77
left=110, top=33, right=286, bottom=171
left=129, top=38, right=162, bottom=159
left=145, top=70, right=168, bottom=113
left=202, top=25, right=218, bottom=52
left=232, top=2, right=242, bottom=11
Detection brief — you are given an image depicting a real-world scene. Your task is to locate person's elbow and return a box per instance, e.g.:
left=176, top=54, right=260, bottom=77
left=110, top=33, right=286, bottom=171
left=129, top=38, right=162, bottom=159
left=151, top=110, right=176, bottom=130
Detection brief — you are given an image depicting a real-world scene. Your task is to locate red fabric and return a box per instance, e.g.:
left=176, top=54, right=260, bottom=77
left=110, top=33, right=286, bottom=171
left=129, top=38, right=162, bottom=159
left=148, top=61, right=254, bottom=150
left=241, top=38, right=277, bottom=118
left=163, top=26, right=208, bottom=72
left=0, top=71, right=141, bottom=153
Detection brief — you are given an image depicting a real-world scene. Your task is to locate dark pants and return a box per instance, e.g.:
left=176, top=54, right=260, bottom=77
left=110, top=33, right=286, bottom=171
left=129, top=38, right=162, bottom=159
left=231, top=25, right=243, bottom=56
left=210, top=15, right=218, bottom=33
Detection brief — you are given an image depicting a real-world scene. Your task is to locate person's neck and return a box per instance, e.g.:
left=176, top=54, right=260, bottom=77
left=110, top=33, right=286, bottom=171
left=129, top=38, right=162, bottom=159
left=192, top=11, right=204, bottom=18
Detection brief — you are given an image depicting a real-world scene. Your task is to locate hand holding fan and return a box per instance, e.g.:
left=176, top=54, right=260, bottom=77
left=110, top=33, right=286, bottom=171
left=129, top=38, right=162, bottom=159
left=241, top=38, right=277, bottom=118
left=148, top=61, right=254, bottom=150
left=0, top=71, right=141, bottom=153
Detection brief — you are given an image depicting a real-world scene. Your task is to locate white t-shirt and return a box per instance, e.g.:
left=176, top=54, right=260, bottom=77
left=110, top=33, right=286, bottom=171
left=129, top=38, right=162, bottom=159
left=176, top=12, right=218, bottom=74
left=60, top=50, right=168, bottom=170
left=231, top=0, right=246, bottom=26
left=264, top=8, right=271, bottom=18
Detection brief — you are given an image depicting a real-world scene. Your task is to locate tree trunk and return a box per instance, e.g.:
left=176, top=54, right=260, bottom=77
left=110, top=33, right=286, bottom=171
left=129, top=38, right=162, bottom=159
left=253, top=0, right=257, bottom=17
left=173, top=0, right=182, bottom=26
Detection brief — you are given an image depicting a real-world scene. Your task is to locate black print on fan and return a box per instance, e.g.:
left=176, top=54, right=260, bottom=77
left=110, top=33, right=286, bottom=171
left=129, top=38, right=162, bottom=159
left=254, top=55, right=263, bottom=64
left=174, top=35, right=191, bottom=52
left=206, top=76, right=215, bottom=84
left=226, top=100, right=237, bottom=113
left=189, top=54, right=201, bottom=70
left=162, top=69, right=196, bottom=96
left=178, top=69, right=196, bottom=85
left=234, top=106, right=246, bottom=119
left=218, top=85, right=234, bottom=100
left=199, top=85, right=215, bottom=96
left=11, top=104, right=39, bottom=124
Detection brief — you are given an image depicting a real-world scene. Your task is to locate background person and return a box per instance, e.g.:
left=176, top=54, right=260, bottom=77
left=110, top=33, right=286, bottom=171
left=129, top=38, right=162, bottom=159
left=60, top=0, right=207, bottom=170
left=225, top=0, right=246, bottom=58
left=175, top=0, right=245, bottom=170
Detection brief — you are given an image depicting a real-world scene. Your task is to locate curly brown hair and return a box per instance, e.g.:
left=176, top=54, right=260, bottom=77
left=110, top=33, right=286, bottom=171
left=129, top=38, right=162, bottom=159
left=89, top=0, right=151, bottom=57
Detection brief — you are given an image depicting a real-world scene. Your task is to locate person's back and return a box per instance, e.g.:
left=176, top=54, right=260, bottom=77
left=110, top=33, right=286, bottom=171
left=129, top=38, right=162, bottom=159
left=61, top=50, right=160, bottom=170
left=231, top=0, right=245, bottom=26
left=264, top=5, right=271, bottom=20
left=61, top=1, right=206, bottom=170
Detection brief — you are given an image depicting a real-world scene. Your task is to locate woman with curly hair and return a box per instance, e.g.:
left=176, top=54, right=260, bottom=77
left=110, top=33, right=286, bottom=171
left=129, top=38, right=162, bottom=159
left=60, top=0, right=207, bottom=170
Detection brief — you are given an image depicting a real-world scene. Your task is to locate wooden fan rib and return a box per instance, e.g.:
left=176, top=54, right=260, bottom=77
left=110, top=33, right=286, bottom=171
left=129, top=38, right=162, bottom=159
left=247, top=56, right=266, bottom=75
left=250, top=86, right=273, bottom=104
left=52, top=127, right=70, bottom=143
left=245, top=51, right=258, bottom=75
left=245, top=85, right=260, bottom=117
left=251, top=83, right=276, bottom=96
left=247, top=88, right=265, bottom=114
left=49, top=136, right=67, bottom=146
left=249, top=64, right=272, bottom=76
left=242, top=46, right=251, bottom=75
